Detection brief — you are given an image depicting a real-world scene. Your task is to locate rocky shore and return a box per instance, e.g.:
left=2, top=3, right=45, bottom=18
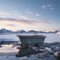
left=17, top=42, right=60, bottom=59
left=35, top=43, right=60, bottom=58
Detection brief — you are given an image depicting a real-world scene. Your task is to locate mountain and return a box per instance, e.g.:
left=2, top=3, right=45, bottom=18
left=27, top=30, right=37, bottom=33
left=15, top=30, right=26, bottom=33
left=0, top=28, right=12, bottom=33
left=0, top=28, right=26, bottom=34
left=0, top=28, right=60, bottom=34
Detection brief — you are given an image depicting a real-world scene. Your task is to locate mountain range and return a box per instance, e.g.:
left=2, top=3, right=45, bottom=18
left=0, top=28, right=60, bottom=34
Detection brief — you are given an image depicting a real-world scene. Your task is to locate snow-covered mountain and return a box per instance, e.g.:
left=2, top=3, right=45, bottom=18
left=0, top=28, right=12, bottom=33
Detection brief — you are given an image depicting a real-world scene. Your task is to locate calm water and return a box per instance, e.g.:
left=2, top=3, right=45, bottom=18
left=0, top=55, right=56, bottom=60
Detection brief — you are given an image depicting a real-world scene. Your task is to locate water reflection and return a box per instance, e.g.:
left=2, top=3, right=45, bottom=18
left=0, top=44, right=19, bottom=56
left=0, top=44, right=56, bottom=60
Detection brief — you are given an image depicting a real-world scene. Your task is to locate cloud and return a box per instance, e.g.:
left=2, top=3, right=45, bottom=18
left=26, top=9, right=33, bottom=14
left=0, top=12, right=11, bottom=16
left=6, top=24, right=15, bottom=26
left=26, top=9, right=40, bottom=17
left=41, top=5, right=46, bottom=9
left=11, top=10, right=31, bottom=20
left=10, top=10, right=21, bottom=18
left=20, top=16, right=29, bottom=20
left=0, top=17, right=56, bottom=31
left=0, top=18, right=49, bottom=31
left=41, top=4, right=53, bottom=10
left=47, top=4, right=53, bottom=10
left=47, top=4, right=52, bottom=7
left=0, top=17, right=47, bottom=25
left=0, top=10, right=21, bottom=19
left=50, top=7, right=53, bottom=10
left=36, top=13, right=40, bottom=17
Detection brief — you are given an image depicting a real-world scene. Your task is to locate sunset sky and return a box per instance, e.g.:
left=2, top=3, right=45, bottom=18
left=0, top=0, right=60, bottom=31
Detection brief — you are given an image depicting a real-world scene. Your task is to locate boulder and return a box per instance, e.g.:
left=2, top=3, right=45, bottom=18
left=54, top=51, right=60, bottom=60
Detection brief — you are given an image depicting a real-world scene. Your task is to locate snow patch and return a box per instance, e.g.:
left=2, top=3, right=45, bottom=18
left=0, top=35, right=19, bottom=41
left=44, top=33, right=60, bottom=43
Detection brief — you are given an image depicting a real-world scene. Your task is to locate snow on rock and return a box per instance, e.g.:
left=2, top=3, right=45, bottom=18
left=56, top=32, right=60, bottom=35
left=44, top=33, right=60, bottom=43
left=45, top=47, right=52, bottom=52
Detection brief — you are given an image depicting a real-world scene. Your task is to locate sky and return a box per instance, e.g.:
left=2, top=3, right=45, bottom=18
left=0, top=0, right=60, bottom=31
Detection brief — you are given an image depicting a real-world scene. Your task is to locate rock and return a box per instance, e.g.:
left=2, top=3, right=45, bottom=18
left=34, top=51, right=50, bottom=58
left=54, top=51, right=60, bottom=57
left=54, top=51, right=60, bottom=60
left=52, top=46, right=60, bottom=52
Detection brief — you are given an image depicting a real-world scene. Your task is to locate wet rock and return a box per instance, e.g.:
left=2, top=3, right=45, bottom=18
left=34, top=51, right=50, bottom=58
left=52, top=46, right=60, bottom=52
